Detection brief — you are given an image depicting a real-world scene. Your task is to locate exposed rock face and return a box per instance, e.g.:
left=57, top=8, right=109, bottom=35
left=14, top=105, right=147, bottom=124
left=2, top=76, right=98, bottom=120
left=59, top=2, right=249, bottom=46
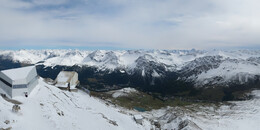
left=179, top=55, right=223, bottom=78
left=12, top=105, right=20, bottom=113
left=0, top=127, right=12, bottom=130
left=178, top=119, right=202, bottom=130
left=4, top=120, right=10, bottom=124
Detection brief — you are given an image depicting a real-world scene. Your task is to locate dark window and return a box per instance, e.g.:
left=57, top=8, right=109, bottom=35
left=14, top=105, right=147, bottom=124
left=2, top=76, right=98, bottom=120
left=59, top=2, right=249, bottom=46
left=0, top=77, right=12, bottom=87
left=13, top=84, right=27, bottom=89
left=13, top=76, right=37, bottom=89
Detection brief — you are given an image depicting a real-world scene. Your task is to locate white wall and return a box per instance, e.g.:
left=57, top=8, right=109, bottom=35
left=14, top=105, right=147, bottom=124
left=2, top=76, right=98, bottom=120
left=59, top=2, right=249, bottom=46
left=26, top=67, right=38, bottom=83
left=12, top=78, right=38, bottom=98
left=26, top=67, right=38, bottom=94
left=0, top=72, right=12, bottom=84
left=70, top=73, right=79, bottom=86
left=12, top=66, right=38, bottom=98
left=0, top=72, right=12, bottom=97
left=27, top=77, right=38, bottom=94
left=12, top=88, right=28, bottom=98
left=13, top=79, right=27, bottom=85
left=0, top=80, right=12, bottom=98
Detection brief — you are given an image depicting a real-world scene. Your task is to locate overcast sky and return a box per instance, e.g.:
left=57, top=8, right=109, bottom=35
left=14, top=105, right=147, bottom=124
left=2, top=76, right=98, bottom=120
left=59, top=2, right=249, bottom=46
left=0, top=0, right=260, bottom=50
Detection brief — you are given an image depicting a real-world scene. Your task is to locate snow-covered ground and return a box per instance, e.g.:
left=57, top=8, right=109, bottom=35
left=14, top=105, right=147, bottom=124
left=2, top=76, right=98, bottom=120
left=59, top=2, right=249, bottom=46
left=194, top=90, right=260, bottom=130
left=110, top=88, right=138, bottom=98
left=0, top=78, right=152, bottom=130
left=142, top=90, right=260, bottom=130
left=1, top=78, right=260, bottom=129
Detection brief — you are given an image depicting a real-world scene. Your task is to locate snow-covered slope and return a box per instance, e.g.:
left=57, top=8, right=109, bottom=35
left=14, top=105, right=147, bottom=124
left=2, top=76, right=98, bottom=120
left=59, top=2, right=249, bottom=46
left=109, top=88, right=138, bottom=98
left=141, top=90, right=260, bottom=130
left=192, top=90, right=260, bottom=130
left=1, top=49, right=260, bottom=86
left=2, top=78, right=260, bottom=130
left=0, top=78, right=151, bottom=130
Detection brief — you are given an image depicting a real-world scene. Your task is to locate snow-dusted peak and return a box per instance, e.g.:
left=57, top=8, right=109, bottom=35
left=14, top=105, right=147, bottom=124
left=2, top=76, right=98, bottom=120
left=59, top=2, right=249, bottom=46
left=82, top=51, right=120, bottom=70
left=1, top=49, right=260, bottom=86
left=135, top=54, right=157, bottom=65
left=194, top=57, right=260, bottom=86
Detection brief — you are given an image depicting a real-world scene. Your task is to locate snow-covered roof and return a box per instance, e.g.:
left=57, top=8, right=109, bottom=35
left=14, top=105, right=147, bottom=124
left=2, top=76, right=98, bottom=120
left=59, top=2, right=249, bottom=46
left=56, top=71, right=76, bottom=83
left=134, top=115, right=143, bottom=120
left=1, top=66, right=35, bottom=80
left=55, top=71, right=79, bottom=89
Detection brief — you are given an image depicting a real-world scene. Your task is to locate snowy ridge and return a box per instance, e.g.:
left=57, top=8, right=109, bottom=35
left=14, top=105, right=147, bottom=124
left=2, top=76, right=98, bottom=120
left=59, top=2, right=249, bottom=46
left=195, top=59, right=260, bottom=86
left=1, top=49, right=260, bottom=86
left=0, top=49, right=202, bottom=70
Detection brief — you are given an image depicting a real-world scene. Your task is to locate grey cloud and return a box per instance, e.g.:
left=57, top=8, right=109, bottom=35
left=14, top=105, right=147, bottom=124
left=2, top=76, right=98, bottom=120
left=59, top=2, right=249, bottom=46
left=0, top=0, right=259, bottom=50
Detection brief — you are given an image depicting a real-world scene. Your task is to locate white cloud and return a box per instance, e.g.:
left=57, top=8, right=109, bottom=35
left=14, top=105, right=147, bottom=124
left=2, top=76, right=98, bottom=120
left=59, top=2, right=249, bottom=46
left=31, top=0, right=69, bottom=6
left=0, top=0, right=259, bottom=49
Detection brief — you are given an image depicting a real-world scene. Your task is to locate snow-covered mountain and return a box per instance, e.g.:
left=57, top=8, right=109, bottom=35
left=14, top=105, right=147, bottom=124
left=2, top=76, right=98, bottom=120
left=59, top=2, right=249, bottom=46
left=1, top=49, right=260, bottom=87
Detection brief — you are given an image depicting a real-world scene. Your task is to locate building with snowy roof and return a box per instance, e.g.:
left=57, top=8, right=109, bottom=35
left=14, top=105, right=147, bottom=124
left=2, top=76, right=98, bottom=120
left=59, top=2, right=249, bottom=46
left=55, top=71, right=79, bottom=91
left=0, top=66, right=38, bottom=98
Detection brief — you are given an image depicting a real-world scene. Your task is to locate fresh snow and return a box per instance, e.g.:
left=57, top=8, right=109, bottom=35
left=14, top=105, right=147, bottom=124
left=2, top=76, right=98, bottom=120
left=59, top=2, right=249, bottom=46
left=151, top=70, right=160, bottom=78
left=133, top=115, right=143, bottom=120
left=1, top=78, right=260, bottom=129
left=140, top=90, right=260, bottom=130
left=1, top=50, right=260, bottom=70
left=193, top=90, right=260, bottom=130
left=196, top=59, right=260, bottom=85
left=0, top=49, right=204, bottom=70
left=111, top=88, right=138, bottom=98
left=141, top=69, right=145, bottom=77
left=0, top=78, right=151, bottom=130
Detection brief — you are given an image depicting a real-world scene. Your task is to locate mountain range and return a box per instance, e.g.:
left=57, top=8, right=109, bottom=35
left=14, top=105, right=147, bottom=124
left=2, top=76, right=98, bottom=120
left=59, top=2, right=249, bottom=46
left=1, top=49, right=260, bottom=101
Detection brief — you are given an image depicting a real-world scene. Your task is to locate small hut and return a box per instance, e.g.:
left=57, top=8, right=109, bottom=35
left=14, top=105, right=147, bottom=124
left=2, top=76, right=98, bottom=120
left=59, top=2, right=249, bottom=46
left=55, top=71, right=79, bottom=91
left=133, top=115, right=143, bottom=125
